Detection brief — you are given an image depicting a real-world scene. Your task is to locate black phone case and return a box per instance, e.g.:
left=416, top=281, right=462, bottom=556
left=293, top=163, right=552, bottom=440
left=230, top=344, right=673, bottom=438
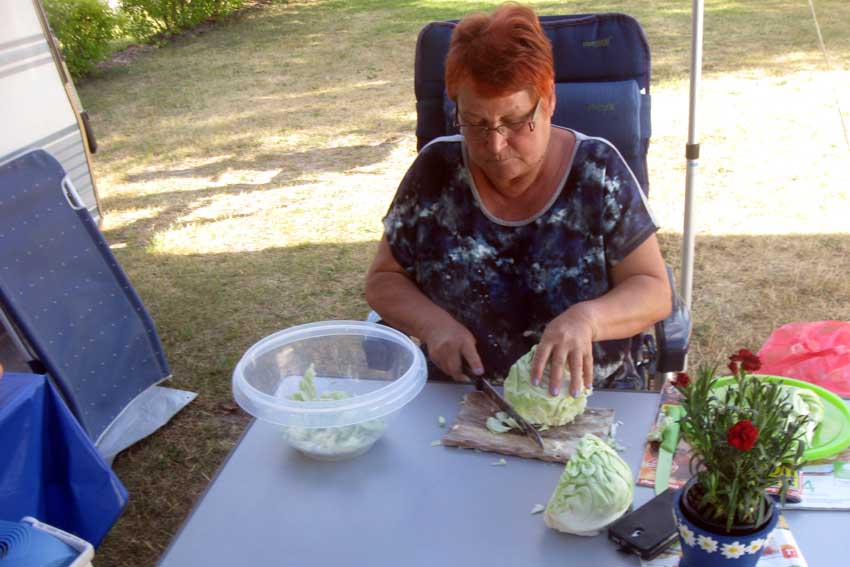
left=608, top=489, right=679, bottom=560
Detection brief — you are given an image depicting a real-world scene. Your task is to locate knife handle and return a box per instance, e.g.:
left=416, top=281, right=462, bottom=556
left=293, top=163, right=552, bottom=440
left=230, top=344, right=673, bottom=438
left=660, top=405, right=683, bottom=454
left=461, top=362, right=483, bottom=389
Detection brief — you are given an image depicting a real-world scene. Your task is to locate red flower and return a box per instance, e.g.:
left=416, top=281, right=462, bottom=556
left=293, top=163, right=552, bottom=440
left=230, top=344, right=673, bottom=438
left=673, top=372, right=690, bottom=388
left=728, top=361, right=739, bottom=374
left=728, top=419, right=759, bottom=451
left=729, top=349, right=761, bottom=372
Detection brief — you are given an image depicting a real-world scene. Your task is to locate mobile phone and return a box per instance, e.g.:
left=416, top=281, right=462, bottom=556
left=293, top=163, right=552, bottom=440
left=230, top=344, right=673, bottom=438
left=608, top=488, right=678, bottom=560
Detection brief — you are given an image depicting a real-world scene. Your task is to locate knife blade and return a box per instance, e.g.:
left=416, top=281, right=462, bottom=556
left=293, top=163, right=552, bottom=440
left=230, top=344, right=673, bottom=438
left=655, top=404, right=683, bottom=495
left=463, top=363, right=545, bottom=450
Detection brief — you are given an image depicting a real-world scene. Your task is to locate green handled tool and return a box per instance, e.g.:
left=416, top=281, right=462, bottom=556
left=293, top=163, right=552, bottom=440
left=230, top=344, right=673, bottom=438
left=655, top=404, right=684, bottom=495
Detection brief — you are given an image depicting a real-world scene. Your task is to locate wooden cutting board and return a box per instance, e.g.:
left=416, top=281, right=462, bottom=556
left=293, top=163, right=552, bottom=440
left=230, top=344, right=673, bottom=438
left=441, top=391, right=615, bottom=463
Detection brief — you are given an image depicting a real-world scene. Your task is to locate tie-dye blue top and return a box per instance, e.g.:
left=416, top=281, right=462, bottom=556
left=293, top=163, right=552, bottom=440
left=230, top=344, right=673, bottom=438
left=383, top=129, right=659, bottom=388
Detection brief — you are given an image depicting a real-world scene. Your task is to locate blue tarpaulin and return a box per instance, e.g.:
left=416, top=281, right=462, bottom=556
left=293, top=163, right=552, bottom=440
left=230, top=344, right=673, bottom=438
left=0, top=372, right=127, bottom=547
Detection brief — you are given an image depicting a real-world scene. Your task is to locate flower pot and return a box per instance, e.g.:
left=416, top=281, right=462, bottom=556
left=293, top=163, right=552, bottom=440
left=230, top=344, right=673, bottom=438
left=673, top=478, right=778, bottom=566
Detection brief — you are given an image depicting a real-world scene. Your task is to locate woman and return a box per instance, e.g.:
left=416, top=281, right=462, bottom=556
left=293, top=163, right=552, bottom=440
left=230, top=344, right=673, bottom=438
left=365, top=3, right=671, bottom=396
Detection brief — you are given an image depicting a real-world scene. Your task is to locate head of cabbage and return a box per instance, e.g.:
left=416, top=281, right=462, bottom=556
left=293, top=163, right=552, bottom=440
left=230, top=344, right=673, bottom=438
left=713, top=382, right=824, bottom=446
left=544, top=433, right=633, bottom=536
left=504, top=346, right=590, bottom=426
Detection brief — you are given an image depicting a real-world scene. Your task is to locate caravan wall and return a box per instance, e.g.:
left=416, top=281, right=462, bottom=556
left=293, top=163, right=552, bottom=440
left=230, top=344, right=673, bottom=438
left=1, top=0, right=101, bottom=223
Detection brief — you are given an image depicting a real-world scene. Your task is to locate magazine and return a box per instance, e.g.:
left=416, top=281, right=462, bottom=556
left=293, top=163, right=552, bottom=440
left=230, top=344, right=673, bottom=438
left=784, top=461, right=850, bottom=510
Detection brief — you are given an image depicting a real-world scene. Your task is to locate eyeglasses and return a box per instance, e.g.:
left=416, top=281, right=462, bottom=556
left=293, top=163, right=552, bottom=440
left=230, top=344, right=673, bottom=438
left=454, top=98, right=541, bottom=141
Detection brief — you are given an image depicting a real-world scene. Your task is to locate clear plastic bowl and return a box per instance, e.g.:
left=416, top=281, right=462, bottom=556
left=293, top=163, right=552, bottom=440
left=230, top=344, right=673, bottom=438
left=232, top=321, right=427, bottom=461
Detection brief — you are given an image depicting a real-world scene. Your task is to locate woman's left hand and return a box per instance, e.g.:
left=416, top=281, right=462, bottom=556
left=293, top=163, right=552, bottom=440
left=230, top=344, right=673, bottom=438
left=531, top=304, right=597, bottom=397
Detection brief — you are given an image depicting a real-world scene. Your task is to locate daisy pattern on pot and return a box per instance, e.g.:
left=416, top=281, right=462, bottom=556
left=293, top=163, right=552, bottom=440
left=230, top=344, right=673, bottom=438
left=696, top=534, right=718, bottom=553
left=745, top=538, right=766, bottom=554
left=720, top=541, right=747, bottom=559
left=678, top=524, right=696, bottom=547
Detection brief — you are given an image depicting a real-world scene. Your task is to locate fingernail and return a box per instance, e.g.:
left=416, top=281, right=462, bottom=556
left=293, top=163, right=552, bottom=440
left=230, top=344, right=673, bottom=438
left=474, top=367, right=484, bottom=375
left=572, top=389, right=580, bottom=398
left=551, top=386, right=559, bottom=396
left=532, top=376, right=539, bottom=386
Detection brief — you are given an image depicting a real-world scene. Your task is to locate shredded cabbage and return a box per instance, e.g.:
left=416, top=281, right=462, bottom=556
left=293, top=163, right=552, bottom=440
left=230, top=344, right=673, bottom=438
left=284, top=363, right=385, bottom=459
left=486, top=416, right=513, bottom=433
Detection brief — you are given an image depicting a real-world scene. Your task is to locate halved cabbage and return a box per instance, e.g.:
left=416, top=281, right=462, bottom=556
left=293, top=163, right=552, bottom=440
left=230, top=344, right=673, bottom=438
left=544, top=433, right=634, bottom=536
left=504, top=346, right=590, bottom=426
left=789, top=387, right=824, bottom=445
left=713, top=382, right=825, bottom=446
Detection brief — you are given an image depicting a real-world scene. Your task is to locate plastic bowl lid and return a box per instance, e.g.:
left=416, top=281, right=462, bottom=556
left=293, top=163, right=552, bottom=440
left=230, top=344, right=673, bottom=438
left=232, top=321, right=427, bottom=428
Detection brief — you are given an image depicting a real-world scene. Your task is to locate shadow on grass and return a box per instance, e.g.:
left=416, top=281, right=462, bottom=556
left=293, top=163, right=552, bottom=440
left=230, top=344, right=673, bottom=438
left=75, top=0, right=850, bottom=262
left=121, top=137, right=402, bottom=186
left=268, top=0, right=850, bottom=80
left=96, top=129, right=404, bottom=242
left=78, top=0, right=850, bottom=184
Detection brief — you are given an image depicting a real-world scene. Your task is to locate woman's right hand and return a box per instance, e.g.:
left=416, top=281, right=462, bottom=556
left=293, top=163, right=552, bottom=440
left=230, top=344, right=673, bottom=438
left=366, top=237, right=484, bottom=381
left=421, top=319, right=484, bottom=381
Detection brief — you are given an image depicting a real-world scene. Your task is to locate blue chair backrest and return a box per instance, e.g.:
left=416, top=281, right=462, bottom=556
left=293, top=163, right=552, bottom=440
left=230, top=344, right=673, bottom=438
left=414, top=12, right=652, bottom=194
left=0, top=150, right=171, bottom=442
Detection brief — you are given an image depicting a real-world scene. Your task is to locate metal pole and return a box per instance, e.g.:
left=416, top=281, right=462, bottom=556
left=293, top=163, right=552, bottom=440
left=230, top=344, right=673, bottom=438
left=681, top=0, right=704, bottom=310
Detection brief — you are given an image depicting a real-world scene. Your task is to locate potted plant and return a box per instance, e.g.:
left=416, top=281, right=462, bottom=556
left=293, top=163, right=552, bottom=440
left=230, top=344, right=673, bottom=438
left=670, top=349, right=810, bottom=566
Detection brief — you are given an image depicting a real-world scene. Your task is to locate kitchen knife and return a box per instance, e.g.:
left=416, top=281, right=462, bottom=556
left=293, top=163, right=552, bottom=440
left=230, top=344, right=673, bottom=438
left=463, top=363, right=545, bottom=450
left=655, top=404, right=683, bottom=495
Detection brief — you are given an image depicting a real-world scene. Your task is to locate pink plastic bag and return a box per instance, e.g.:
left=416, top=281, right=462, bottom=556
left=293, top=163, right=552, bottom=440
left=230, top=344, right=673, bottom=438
left=758, top=321, right=850, bottom=397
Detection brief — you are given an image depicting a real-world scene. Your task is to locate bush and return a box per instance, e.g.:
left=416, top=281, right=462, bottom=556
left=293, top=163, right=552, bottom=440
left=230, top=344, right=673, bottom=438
left=43, top=0, right=117, bottom=78
left=120, top=0, right=247, bottom=41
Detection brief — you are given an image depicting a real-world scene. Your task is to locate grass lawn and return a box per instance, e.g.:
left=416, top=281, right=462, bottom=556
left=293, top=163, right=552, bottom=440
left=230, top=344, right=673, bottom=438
left=76, top=1, right=850, bottom=564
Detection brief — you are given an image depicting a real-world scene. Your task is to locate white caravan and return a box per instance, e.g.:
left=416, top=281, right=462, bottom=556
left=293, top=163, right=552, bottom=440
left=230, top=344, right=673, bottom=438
left=1, top=0, right=101, bottom=223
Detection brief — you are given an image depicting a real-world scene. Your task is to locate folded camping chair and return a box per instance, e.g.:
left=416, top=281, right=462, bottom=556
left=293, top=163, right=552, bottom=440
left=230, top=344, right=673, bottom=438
left=0, top=149, right=195, bottom=459
left=412, top=13, right=690, bottom=385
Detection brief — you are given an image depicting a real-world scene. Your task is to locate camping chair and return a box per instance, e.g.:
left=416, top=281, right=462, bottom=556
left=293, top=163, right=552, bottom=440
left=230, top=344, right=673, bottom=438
left=371, top=13, right=690, bottom=387
left=0, top=149, right=195, bottom=460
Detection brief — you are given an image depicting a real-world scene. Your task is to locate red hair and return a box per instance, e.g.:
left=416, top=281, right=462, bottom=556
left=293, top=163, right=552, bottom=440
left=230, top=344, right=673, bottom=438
left=445, top=2, right=554, bottom=101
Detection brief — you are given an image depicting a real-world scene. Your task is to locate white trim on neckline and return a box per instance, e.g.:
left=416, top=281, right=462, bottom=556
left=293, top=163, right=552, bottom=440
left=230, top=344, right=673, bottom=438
left=461, top=126, right=581, bottom=227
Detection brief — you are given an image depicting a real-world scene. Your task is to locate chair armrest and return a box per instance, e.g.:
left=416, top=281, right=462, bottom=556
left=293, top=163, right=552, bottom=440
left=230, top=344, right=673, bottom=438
left=654, top=265, right=691, bottom=373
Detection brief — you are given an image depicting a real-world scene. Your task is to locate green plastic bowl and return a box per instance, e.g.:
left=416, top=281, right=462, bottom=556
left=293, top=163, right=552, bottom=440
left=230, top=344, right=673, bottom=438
left=712, top=374, right=850, bottom=461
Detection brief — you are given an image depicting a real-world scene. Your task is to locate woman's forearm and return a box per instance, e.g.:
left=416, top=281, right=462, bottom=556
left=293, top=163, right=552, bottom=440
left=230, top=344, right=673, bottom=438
left=364, top=270, right=455, bottom=340
left=570, top=272, right=672, bottom=342
left=365, top=237, right=485, bottom=379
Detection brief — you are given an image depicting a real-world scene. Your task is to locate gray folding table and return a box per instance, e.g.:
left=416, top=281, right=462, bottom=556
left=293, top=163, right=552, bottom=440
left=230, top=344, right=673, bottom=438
left=158, top=383, right=841, bottom=566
